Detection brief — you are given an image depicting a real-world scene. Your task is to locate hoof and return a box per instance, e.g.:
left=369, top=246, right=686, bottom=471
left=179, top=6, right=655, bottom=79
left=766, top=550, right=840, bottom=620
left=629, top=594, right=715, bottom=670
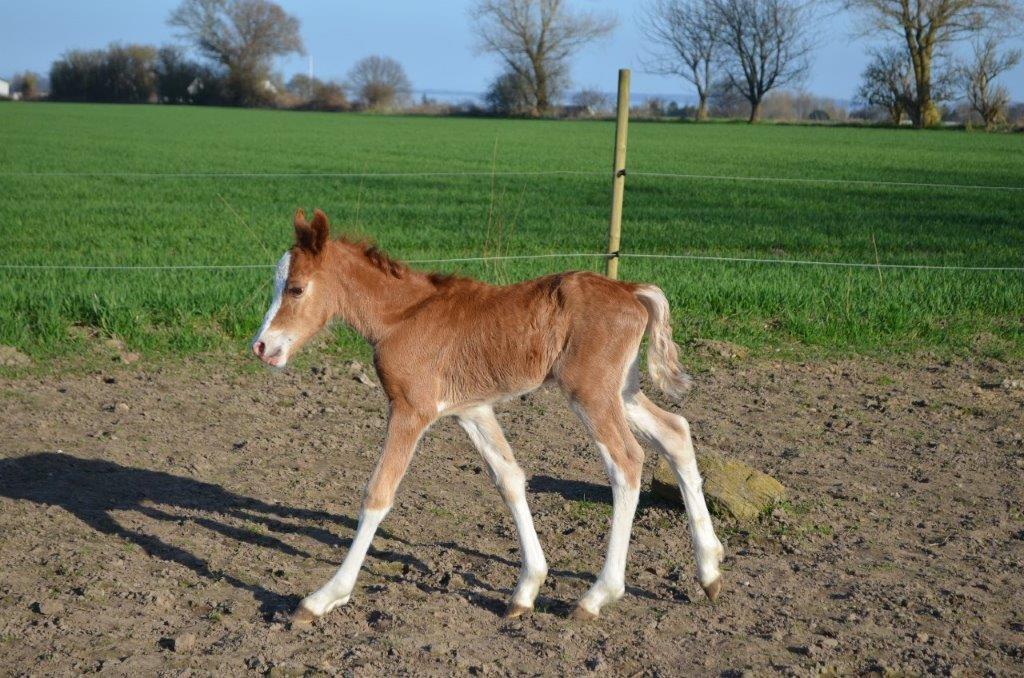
left=702, top=575, right=723, bottom=603
left=504, top=603, right=532, bottom=619
left=289, top=603, right=319, bottom=629
left=570, top=605, right=599, bottom=622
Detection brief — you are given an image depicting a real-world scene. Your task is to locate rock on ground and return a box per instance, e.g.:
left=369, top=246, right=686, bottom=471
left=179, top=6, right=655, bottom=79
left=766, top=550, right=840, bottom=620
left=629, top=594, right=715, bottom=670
left=651, top=449, right=786, bottom=521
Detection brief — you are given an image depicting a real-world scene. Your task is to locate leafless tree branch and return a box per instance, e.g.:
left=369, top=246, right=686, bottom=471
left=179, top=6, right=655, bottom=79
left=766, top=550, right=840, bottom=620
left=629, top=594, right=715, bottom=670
left=710, top=0, right=817, bottom=122
left=168, top=0, right=304, bottom=105
left=839, top=0, right=1022, bottom=126
left=638, top=0, right=721, bottom=120
left=469, top=0, right=616, bottom=115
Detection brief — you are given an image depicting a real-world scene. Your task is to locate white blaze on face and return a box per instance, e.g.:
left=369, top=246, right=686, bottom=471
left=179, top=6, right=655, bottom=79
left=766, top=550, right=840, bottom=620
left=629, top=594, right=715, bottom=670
left=253, top=251, right=292, bottom=367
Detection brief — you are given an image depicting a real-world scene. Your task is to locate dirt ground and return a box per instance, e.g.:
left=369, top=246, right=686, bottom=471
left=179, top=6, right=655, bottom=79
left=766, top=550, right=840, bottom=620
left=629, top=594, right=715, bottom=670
left=1, top=351, right=1022, bottom=676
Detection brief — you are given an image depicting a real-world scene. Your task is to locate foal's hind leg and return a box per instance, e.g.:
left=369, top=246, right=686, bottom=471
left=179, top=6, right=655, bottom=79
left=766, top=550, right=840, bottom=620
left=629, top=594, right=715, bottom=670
left=568, top=395, right=645, bottom=620
left=624, top=390, right=724, bottom=600
left=457, top=405, right=547, bottom=617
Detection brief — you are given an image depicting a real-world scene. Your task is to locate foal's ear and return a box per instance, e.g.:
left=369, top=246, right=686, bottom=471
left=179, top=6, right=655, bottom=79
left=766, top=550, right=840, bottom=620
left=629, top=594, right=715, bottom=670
left=293, top=208, right=330, bottom=254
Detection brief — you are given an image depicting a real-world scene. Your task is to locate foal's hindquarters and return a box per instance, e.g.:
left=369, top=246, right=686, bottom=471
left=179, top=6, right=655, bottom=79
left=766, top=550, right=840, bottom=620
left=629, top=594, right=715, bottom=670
left=544, top=300, right=725, bottom=619
left=292, top=289, right=725, bottom=625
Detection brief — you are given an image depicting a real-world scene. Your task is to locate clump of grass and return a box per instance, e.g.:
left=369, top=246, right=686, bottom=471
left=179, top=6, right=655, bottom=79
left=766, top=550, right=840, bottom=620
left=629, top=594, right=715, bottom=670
left=566, top=498, right=612, bottom=520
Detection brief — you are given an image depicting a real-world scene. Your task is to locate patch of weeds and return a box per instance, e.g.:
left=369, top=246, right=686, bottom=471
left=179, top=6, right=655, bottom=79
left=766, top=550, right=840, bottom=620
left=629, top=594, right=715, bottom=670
left=427, top=505, right=454, bottom=520
left=243, top=522, right=267, bottom=537
left=651, top=515, right=672, bottom=531
left=717, top=523, right=748, bottom=544
left=810, top=523, right=836, bottom=538
left=760, top=499, right=831, bottom=543
left=566, top=498, right=612, bottom=520
left=205, top=601, right=232, bottom=622
left=776, top=499, right=813, bottom=517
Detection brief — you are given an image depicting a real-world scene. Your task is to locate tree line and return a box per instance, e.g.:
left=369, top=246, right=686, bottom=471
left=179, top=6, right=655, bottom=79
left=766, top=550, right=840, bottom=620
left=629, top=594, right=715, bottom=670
left=7, top=0, right=1023, bottom=128
left=639, top=0, right=1022, bottom=128
left=41, top=0, right=412, bottom=111
left=46, top=43, right=410, bottom=112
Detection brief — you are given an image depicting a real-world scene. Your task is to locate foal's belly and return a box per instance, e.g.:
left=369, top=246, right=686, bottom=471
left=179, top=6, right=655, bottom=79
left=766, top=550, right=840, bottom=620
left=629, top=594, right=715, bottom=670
left=434, top=353, right=553, bottom=415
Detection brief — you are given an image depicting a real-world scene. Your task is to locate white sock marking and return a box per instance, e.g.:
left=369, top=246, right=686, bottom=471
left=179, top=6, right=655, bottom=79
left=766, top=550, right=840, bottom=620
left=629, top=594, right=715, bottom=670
left=458, top=406, right=547, bottom=608
left=624, top=398, right=723, bottom=586
left=578, top=442, right=639, bottom=615
left=302, top=506, right=389, bottom=615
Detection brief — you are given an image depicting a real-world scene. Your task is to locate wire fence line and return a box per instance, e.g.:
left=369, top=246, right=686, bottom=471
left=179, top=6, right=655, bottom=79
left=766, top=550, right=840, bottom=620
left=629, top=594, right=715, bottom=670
left=1, top=168, right=1021, bottom=193
left=629, top=171, right=1024, bottom=193
left=0, top=253, right=606, bottom=271
left=2, top=252, right=1022, bottom=273
left=618, top=253, right=1024, bottom=272
left=2, top=168, right=1019, bottom=273
left=0, top=170, right=604, bottom=180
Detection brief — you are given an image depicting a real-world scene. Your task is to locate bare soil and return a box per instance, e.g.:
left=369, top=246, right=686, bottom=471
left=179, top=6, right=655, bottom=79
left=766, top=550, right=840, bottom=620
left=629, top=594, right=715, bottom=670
left=1, top=354, right=1022, bottom=676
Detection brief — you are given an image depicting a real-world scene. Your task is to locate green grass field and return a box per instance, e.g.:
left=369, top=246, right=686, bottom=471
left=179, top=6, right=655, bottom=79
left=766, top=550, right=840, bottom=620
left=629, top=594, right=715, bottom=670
left=1, top=102, right=1022, bottom=365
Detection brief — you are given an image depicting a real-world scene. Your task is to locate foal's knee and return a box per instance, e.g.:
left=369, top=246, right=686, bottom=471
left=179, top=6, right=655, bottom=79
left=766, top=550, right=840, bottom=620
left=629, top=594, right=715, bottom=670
left=363, top=487, right=396, bottom=512
left=653, top=409, right=690, bottom=443
left=623, top=446, right=645, bottom=489
left=491, top=461, right=526, bottom=504
left=605, top=439, right=644, bottom=491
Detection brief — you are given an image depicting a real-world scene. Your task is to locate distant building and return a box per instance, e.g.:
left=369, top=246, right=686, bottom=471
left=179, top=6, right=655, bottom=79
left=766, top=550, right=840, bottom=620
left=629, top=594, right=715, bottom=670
left=0, top=78, right=10, bottom=98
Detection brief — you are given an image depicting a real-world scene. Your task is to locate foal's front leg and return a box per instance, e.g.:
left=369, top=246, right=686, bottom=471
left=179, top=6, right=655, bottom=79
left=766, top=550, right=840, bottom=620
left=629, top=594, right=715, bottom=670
left=292, top=404, right=429, bottom=625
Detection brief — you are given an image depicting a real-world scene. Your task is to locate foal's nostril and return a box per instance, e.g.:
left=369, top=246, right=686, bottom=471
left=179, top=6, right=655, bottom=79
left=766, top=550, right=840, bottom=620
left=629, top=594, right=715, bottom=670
left=253, top=341, right=266, bottom=358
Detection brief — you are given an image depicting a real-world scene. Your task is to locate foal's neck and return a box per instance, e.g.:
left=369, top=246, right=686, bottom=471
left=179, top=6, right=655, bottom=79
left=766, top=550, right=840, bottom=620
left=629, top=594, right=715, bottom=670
left=327, top=242, right=435, bottom=345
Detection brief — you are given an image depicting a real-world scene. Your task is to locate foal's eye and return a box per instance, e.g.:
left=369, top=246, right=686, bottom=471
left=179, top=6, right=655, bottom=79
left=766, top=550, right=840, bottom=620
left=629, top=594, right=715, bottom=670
left=287, top=286, right=304, bottom=297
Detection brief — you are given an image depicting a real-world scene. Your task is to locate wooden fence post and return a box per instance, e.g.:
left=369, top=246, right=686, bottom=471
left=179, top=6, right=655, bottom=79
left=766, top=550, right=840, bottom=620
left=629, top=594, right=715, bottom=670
left=606, top=68, right=631, bottom=280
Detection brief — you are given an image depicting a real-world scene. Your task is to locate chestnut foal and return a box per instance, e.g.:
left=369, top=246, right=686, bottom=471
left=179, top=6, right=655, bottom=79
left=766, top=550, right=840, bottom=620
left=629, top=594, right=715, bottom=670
left=252, top=209, right=724, bottom=624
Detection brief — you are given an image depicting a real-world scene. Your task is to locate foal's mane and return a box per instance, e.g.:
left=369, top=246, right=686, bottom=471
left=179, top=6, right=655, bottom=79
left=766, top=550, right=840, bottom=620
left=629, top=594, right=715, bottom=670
left=341, top=236, right=462, bottom=288
left=362, top=243, right=406, bottom=278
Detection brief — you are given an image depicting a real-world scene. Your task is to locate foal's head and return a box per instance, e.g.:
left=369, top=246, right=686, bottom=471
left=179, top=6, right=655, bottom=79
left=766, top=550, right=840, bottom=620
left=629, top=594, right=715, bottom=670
left=252, top=209, right=336, bottom=367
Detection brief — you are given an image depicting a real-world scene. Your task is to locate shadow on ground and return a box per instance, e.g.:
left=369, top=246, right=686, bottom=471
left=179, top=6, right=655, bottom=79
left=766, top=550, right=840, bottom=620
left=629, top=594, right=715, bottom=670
left=0, top=451, right=423, bottom=619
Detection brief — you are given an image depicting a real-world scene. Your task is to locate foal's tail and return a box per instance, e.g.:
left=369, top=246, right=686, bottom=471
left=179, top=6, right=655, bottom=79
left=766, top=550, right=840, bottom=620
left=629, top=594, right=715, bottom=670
left=634, top=285, right=693, bottom=400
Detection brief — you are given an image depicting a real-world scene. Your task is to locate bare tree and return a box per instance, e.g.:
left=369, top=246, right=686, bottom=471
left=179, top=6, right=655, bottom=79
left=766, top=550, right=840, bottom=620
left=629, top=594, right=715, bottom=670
left=287, top=74, right=349, bottom=111
left=469, top=0, right=616, bottom=116
left=710, top=0, right=815, bottom=123
left=572, top=87, right=611, bottom=115
left=168, top=0, right=304, bottom=106
left=639, top=0, right=720, bottom=121
left=11, top=71, right=41, bottom=99
left=708, top=76, right=748, bottom=117
left=956, top=36, right=1022, bottom=129
left=485, top=70, right=532, bottom=115
left=857, top=46, right=915, bottom=124
left=347, top=56, right=412, bottom=111
left=840, top=0, right=1022, bottom=128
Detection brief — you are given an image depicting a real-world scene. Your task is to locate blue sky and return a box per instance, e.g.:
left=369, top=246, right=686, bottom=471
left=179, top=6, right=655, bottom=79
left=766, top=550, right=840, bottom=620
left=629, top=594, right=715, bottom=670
left=2, top=0, right=1022, bottom=102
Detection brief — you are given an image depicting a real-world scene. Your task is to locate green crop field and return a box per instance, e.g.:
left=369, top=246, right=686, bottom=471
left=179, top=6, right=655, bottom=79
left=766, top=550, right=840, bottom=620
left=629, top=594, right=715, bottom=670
left=1, top=102, right=1022, bottom=366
